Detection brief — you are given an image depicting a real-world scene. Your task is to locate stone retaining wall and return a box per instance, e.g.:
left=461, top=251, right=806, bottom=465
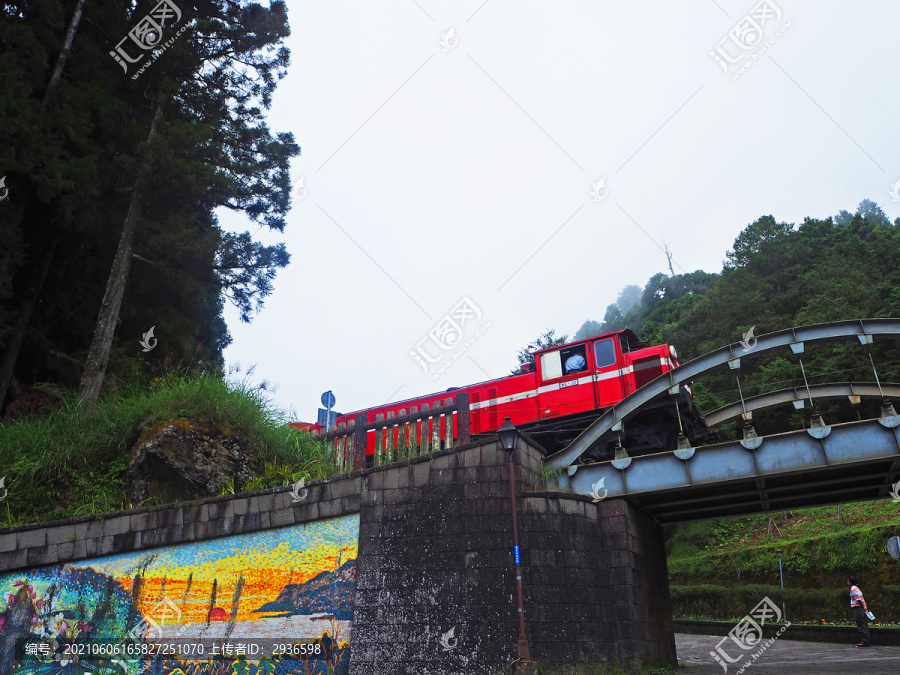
left=519, top=494, right=675, bottom=670
left=0, top=474, right=361, bottom=573
left=350, top=438, right=675, bottom=674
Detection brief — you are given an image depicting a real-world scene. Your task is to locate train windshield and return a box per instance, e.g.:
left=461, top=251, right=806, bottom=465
left=560, top=346, right=587, bottom=375
left=594, top=338, right=616, bottom=369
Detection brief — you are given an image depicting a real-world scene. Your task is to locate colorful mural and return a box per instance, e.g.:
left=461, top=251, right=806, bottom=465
left=0, top=513, right=359, bottom=674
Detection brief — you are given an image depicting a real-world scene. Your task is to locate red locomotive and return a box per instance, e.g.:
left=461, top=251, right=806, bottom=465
left=296, top=329, right=710, bottom=462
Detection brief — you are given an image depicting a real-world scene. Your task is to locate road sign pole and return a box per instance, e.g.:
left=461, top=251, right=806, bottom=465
left=321, top=390, right=336, bottom=434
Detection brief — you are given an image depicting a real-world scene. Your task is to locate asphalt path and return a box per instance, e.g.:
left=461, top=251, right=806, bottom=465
left=676, top=632, right=900, bottom=674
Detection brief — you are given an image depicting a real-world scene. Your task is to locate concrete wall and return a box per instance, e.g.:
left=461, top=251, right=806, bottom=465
left=0, top=474, right=362, bottom=674
left=350, top=439, right=540, bottom=674
left=0, top=474, right=362, bottom=571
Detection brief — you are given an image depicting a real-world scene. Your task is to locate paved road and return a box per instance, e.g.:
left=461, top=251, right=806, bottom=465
left=676, top=633, right=900, bottom=674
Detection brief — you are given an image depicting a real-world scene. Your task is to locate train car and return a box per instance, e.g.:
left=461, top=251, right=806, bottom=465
left=293, top=329, right=710, bottom=463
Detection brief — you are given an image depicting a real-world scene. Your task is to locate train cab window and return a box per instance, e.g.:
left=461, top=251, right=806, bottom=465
left=561, top=346, right=587, bottom=375
left=540, top=351, right=563, bottom=380
left=542, top=346, right=589, bottom=380
left=593, top=338, right=617, bottom=369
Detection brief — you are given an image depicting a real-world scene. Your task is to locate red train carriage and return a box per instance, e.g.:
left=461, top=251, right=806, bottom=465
left=294, top=329, right=710, bottom=463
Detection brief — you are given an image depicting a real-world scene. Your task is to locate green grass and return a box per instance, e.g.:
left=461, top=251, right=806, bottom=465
left=667, top=502, right=900, bottom=559
left=665, top=502, right=900, bottom=623
left=0, top=374, right=342, bottom=526
left=536, top=466, right=566, bottom=490
left=666, top=502, right=900, bottom=585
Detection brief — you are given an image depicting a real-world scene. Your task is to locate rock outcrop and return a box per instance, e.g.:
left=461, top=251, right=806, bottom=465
left=127, top=421, right=255, bottom=504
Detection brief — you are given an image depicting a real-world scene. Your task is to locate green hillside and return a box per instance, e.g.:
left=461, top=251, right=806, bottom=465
left=665, top=502, right=900, bottom=624
left=0, top=372, right=342, bottom=526
left=575, top=201, right=900, bottom=435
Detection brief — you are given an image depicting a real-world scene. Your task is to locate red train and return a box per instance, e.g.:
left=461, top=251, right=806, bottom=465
left=297, top=329, right=710, bottom=462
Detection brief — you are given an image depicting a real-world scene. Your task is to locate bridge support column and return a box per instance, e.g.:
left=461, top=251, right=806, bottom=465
left=515, top=494, right=675, bottom=673
left=350, top=438, right=675, bottom=674
left=597, top=499, right=676, bottom=670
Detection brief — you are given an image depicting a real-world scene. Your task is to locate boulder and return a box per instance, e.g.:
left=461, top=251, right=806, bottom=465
left=127, top=421, right=256, bottom=504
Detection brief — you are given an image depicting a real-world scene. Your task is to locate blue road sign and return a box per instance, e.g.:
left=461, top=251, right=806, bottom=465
left=317, top=408, right=337, bottom=428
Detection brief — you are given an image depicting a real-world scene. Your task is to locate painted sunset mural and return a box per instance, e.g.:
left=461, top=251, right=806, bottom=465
left=0, top=513, right=358, bottom=674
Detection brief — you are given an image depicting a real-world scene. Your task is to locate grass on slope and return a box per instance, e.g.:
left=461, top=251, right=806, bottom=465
left=668, top=501, right=900, bottom=559
left=666, top=501, right=900, bottom=584
left=666, top=503, right=900, bottom=623
left=666, top=501, right=900, bottom=620
left=0, top=374, right=340, bottom=527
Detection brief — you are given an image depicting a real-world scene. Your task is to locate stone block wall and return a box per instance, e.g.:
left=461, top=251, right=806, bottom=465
left=0, top=473, right=363, bottom=674
left=350, top=439, right=542, bottom=675
left=0, top=474, right=361, bottom=574
left=350, top=438, right=675, bottom=674
left=0, top=435, right=677, bottom=675
left=518, top=494, right=676, bottom=671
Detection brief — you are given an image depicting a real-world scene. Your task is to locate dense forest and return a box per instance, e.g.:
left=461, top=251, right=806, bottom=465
left=0, top=0, right=298, bottom=414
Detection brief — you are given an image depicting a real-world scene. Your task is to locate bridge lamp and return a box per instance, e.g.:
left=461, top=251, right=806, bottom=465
left=496, top=417, right=535, bottom=671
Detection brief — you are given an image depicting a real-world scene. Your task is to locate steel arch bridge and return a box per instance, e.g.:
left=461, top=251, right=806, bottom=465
left=543, top=318, right=900, bottom=523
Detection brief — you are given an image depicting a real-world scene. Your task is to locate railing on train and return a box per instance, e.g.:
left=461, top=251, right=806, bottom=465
left=309, top=392, right=472, bottom=471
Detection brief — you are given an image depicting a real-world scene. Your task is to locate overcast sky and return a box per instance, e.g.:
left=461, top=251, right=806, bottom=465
left=217, top=0, right=900, bottom=422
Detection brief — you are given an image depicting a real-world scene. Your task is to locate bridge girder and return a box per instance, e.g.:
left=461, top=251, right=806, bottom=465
left=703, top=381, right=900, bottom=427
left=561, top=416, right=900, bottom=523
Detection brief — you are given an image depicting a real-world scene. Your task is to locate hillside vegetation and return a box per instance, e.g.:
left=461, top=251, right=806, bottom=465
left=0, top=372, right=340, bottom=527
left=666, top=502, right=900, bottom=624
left=574, top=200, right=900, bottom=434
left=0, top=0, right=298, bottom=411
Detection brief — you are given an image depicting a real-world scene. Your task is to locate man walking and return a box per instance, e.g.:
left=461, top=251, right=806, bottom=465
left=848, top=575, right=871, bottom=647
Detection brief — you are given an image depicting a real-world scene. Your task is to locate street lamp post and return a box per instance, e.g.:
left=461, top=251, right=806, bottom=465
left=777, top=549, right=786, bottom=621
left=497, top=416, right=534, bottom=669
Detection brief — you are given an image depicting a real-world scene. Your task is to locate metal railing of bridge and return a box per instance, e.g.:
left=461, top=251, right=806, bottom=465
left=703, top=381, right=900, bottom=427
left=310, top=392, right=471, bottom=472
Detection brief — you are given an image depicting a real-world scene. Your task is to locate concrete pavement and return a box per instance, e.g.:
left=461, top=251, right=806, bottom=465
left=676, top=632, right=900, bottom=674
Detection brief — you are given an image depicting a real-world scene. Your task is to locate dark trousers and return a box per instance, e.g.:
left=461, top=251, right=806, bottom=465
left=852, top=606, right=871, bottom=645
